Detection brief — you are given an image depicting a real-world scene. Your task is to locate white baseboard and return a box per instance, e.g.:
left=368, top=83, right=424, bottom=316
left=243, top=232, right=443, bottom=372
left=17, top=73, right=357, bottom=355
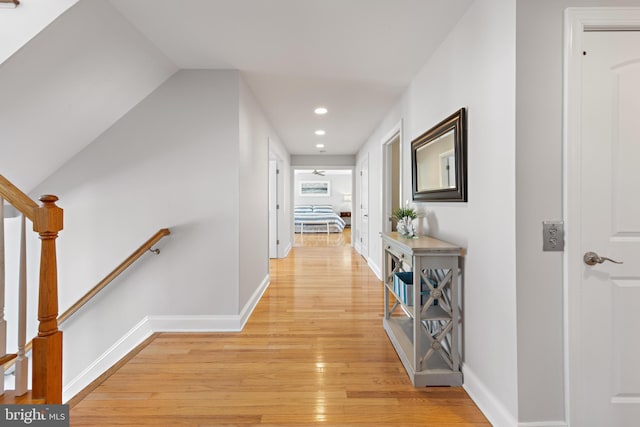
left=239, top=274, right=270, bottom=329
left=282, top=242, right=292, bottom=258
left=62, top=317, right=154, bottom=402
left=146, top=314, right=243, bottom=332
left=519, top=422, right=567, bottom=427
left=63, top=274, right=270, bottom=403
left=463, top=364, right=518, bottom=427
left=367, top=258, right=382, bottom=281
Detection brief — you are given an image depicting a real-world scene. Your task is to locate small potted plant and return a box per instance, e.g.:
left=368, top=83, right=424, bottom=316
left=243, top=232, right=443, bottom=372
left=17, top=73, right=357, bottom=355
left=392, top=206, right=417, bottom=238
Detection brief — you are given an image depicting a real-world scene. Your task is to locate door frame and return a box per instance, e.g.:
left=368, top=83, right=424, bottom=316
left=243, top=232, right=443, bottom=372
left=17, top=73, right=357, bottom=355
left=268, top=158, right=279, bottom=258
left=290, top=165, right=355, bottom=247
left=381, top=121, right=403, bottom=234
left=356, top=154, right=369, bottom=258
left=563, top=7, right=640, bottom=424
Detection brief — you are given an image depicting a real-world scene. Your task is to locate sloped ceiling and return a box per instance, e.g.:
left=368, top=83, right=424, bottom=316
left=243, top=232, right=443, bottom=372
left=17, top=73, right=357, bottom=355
left=0, top=0, right=79, bottom=65
left=0, top=0, right=177, bottom=192
left=0, top=0, right=473, bottom=191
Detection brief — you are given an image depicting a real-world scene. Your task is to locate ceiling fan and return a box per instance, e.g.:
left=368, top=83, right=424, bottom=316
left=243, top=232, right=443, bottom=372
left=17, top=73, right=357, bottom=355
left=312, top=169, right=325, bottom=176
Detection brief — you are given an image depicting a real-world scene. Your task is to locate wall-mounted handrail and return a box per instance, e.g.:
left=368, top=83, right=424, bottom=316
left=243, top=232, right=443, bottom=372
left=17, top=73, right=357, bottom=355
left=58, top=228, right=170, bottom=325
left=5, top=227, right=171, bottom=373
left=0, top=175, right=38, bottom=221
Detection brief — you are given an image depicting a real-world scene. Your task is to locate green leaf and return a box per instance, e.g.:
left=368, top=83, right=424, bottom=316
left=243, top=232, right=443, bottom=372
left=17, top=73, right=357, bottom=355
left=392, top=207, right=416, bottom=220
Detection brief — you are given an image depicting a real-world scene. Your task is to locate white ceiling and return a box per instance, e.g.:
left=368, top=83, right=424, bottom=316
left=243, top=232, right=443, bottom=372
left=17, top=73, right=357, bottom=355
left=109, top=0, right=473, bottom=155
left=0, top=0, right=472, bottom=192
left=295, top=169, right=352, bottom=176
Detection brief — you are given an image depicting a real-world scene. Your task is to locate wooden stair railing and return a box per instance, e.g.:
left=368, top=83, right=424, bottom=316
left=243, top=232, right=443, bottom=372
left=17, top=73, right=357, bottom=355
left=0, top=175, right=63, bottom=404
left=0, top=353, right=17, bottom=365
left=0, top=1, right=20, bottom=9
left=1, top=174, right=170, bottom=404
left=2, top=228, right=170, bottom=391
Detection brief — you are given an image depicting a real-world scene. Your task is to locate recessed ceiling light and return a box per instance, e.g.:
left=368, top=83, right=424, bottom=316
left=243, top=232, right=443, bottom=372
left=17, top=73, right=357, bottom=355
left=314, top=107, right=328, bottom=115
left=316, top=144, right=325, bottom=148
left=315, top=130, right=326, bottom=136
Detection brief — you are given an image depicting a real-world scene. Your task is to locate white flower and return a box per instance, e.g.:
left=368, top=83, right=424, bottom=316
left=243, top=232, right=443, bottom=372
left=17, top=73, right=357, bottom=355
left=397, top=216, right=415, bottom=237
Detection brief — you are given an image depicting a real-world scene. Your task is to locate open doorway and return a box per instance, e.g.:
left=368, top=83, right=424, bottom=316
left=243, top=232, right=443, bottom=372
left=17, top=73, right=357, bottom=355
left=382, top=123, right=402, bottom=233
left=292, top=168, right=353, bottom=248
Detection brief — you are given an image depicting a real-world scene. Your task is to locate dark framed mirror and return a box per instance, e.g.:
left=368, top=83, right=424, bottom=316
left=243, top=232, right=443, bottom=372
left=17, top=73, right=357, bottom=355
left=411, top=108, right=467, bottom=202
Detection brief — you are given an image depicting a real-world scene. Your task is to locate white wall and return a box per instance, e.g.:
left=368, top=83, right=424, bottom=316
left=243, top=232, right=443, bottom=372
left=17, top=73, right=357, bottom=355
left=0, top=0, right=177, bottom=192
left=356, top=0, right=518, bottom=425
left=239, top=76, right=289, bottom=309
left=515, top=1, right=640, bottom=424
left=291, top=155, right=356, bottom=167
left=30, top=70, right=249, bottom=395
left=294, top=172, right=352, bottom=212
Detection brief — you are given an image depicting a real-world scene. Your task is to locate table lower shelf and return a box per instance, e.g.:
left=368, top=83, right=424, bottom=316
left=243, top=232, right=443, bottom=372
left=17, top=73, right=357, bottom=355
left=383, top=317, right=462, bottom=387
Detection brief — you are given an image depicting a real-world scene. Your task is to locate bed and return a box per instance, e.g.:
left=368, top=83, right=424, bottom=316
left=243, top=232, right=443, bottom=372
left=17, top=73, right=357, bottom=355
left=294, top=205, right=346, bottom=234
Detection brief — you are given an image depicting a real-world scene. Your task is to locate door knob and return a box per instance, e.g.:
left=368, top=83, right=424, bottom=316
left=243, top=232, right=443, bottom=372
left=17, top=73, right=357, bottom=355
left=583, top=251, right=623, bottom=266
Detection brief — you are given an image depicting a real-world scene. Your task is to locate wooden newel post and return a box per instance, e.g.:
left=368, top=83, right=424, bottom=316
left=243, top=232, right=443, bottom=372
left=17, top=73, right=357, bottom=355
left=32, top=195, right=63, bottom=403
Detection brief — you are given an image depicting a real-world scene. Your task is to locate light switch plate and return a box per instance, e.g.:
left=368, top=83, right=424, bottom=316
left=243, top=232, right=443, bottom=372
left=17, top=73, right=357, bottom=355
left=543, top=221, right=564, bottom=252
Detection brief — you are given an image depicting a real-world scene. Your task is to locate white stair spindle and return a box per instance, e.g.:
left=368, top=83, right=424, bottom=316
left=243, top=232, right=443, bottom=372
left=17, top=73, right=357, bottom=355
left=0, top=200, right=6, bottom=395
left=15, top=214, right=28, bottom=396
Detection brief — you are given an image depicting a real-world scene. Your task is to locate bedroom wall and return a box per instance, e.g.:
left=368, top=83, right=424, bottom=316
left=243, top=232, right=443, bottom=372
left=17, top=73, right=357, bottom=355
left=30, top=70, right=249, bottom=398
left=291, top=154, right=356, bottom=167
left=356, top=0, right=518, bottom=425
left=515, top=0, right=640, bottom=424
left=294, top=171, right=353, bottom=213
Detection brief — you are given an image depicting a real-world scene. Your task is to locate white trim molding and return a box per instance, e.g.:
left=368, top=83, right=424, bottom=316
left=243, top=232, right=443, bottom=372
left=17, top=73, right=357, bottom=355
left=367, top=258, right=382, bottom=281
left=62, top=316, right=154, bottom=402
left=518, top=422, right=568, bottom=427
left=380, top=120, right=403, bottom=235
left=282, top=242, right=292, bottom=258
left=463, top=364, right=517, bottom=427
left=238, top=274, right=270, bottom=329
left=563, top=7, right=640, bottom=427
left=63, top=274, right=270, bottom=403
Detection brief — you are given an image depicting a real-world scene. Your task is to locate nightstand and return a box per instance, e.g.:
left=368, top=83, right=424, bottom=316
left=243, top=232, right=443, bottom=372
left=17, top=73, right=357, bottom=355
left=339, top=211, right=351, bottom=227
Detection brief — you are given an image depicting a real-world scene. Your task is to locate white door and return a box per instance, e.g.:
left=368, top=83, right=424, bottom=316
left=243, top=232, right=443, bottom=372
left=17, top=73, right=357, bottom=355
left=359, top=155, right=369, bottom=259
left=572, top=29, right=640, bottom=426
left=268, top=159, right=278, bottom=258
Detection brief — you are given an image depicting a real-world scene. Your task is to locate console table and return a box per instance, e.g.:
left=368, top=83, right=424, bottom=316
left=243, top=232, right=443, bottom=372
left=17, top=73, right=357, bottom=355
left=381, top=232, right=464, bottom=386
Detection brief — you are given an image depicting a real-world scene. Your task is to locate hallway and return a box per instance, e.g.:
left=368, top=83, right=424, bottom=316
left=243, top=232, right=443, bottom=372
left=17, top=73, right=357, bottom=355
left=69, top=232, right=488, bottom=426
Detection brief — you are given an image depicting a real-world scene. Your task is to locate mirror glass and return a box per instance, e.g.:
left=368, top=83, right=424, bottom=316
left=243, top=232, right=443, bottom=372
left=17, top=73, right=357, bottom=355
left=415, top=129, right=455, bottom=192
left=411, top=108, right=467, bottom=202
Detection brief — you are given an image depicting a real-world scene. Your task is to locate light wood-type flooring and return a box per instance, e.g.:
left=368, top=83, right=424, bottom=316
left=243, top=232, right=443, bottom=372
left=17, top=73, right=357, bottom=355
left=70, top=229, right=489, bottom=426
